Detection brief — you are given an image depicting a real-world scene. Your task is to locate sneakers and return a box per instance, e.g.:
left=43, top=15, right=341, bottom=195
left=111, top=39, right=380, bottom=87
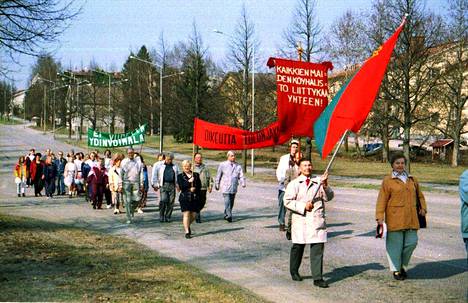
left=106, top=204, right=112, bottom=209
left=113, top=209, right=119, bottom=215
left=137, top=208, right=144, bottom=214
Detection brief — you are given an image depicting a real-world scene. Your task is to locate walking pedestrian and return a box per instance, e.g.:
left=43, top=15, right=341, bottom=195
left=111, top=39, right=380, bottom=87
left=74, top=152, right=84, bottom=194
left=109, top=153, right=124, bottom=214
left=152, top=153, right=179, bottom=222
left=43, top=156, right=57, bottom=199
left=284, top=151, right=303, bottom=240
left=177, top=160, right=202, bottom=239
left=64, top=155, right=78, bottom=198
left=87, top=159, right=108, bottom=209
left=193, top=153, right=212, bottom=223
left=54, top=151, right=67, bottom=195
left=14, top=156, right=28, bottom=197
left=136, top=156, right=149, bottom=214
left=375, top=153, right=427, bottom=280
left=459, top=170, right=468, bottom=260
left=30, top=153, right=45, bottom=197
left=276, top=139, right=299, bottom=231
left=121, top=148, right=144, bottom=224
left=26, top=148, right=35, bottom=187
left=215, top=151, right=245, bottom=222
left=284, top=158, right=334, bottom=288
left=104, top=149, right=113, bottom=208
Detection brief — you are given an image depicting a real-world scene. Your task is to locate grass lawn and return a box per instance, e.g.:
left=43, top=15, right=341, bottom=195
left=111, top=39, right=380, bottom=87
left=0, top=117, right=22, bottom=125
left=0, top=214, right=267, bottom=303
left=55, top=134, right=465, bottom=185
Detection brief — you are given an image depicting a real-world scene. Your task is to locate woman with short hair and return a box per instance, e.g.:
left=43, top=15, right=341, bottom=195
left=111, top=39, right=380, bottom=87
left=14, top=156, right=28, bottom=197
left=177, top=160, right=202, bottom=239
left=376, top=152, right=427, bottom=280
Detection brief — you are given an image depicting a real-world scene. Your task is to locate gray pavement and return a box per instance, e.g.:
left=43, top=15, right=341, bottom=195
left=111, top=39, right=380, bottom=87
left=1, top=124, right=467, bottom=303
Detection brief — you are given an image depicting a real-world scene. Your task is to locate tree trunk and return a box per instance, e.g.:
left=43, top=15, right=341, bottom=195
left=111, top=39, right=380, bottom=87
left=354, top=133, right=361, bottom=157
left=382, top=126, right=389, bottom=163
left=344, top=134, right=349, bottom=152
left=305, top=137, right=312, bottom=160
left=403, top=123, right=411, bottom=173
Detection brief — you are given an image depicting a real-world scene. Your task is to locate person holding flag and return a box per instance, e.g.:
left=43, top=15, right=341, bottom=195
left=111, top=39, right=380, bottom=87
left=284, top=158, right=334, bottom=288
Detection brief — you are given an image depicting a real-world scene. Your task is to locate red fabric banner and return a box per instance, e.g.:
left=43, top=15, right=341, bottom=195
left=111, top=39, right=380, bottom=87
left=193, top=118, right=291, bottom=150
left=267, top=58, right=333, bottom=137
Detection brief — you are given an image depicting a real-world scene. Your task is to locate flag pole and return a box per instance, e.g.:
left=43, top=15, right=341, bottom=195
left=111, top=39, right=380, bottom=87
left=310, top=130, right=348, bottom=201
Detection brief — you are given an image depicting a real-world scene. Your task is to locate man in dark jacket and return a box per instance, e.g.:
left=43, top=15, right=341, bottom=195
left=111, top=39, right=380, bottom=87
left=54, top=151, right=67, bottom=195
left=43, top=156, right=57, bottom=198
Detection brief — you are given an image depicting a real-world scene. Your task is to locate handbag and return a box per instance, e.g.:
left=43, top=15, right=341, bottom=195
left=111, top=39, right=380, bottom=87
left=415, top=182, right=427, bottom=228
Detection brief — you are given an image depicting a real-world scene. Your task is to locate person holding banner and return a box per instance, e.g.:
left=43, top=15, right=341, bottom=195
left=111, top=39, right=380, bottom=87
left=215, top=151, right=245, bottom=223
left=152, top=153, right=179, bottom=223
left=121, top=148, right=144, bottom=224
left=375, top=153, right=427, bottom=281
left=193, top=153, right=212, bottom=223
left=276, top=139, right=299, bottom=232
left=284, top=158, right=333, bottom=288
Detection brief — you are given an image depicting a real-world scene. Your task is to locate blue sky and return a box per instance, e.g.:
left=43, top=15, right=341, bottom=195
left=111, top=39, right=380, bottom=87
left=9, top=0, right=446, bottom=89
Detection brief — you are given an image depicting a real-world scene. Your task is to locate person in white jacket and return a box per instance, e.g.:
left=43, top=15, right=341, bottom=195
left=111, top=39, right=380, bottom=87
left=276, top=139, right=299, bottom=231
left=284, top=158, right=334, bottom=288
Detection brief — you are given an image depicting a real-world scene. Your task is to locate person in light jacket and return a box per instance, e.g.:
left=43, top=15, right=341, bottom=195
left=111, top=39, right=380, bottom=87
left=151, top=152, right=179, bottom=222
left=284, top=158, right=333, bottom=288
left=215, top=151, right=245, bottom=222
left=276, top=139, right=299, bottom=231
left=121, top=148, right=144, bottom=224
left=193, top=153, right=212, bottom=223
left=375, top=153, right=427, bottom=281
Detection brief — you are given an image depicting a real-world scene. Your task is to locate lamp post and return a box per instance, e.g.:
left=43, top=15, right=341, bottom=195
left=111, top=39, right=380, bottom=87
left=129, top=55, right=183, bottom=153
left=37, top=76, right=55, bottom=133
left=214, top=29, right=256, bottom=175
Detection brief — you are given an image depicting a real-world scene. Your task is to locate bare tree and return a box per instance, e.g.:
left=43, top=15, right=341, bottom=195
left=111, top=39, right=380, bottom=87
left=381, top=0, right=444, bottom=171
left=0, top=0, right=81, bottom=70
left=428, top=0, right=467, bottom=166
left=228, top=5, right=258, bottom=172
left=281, top=0, right=321, bottom=160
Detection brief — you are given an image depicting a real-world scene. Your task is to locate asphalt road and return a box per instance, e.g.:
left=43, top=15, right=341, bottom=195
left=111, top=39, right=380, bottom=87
left=0, top=124, right=466, bottom=303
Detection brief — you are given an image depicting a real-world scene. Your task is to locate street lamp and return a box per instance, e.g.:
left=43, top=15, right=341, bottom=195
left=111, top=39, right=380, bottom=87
left=91, top=69, right=112, bottom=133
left=214, top=29, right=256, bottom=175
left=129, top=55, right=184, bottom=153
left=35, top=76, right=55, bottom=133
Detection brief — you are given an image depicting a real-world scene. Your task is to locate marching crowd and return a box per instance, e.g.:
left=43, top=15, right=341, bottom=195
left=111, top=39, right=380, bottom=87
left=13, top=147, right=245, bottom=240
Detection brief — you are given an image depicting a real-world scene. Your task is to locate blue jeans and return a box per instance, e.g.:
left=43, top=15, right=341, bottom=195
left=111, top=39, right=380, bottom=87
left=223, top=193, right=236, bottom=219
left=57, top=174, right=65, bottom=194
left=278, top=190, right=286, bottom=225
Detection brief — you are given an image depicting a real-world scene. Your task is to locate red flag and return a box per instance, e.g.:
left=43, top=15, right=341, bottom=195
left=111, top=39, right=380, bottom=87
left=267, top=58, right=333, bottom=137
left=314, top=18, right=406, bottom=159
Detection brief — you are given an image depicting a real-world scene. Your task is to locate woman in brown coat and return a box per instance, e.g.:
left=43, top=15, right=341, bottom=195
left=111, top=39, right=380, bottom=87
left=376, top=153, right=427, bottom=280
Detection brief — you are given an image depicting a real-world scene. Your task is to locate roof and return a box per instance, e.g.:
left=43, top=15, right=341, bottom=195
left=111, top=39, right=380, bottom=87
left=430, top=139, right=454, bottom=148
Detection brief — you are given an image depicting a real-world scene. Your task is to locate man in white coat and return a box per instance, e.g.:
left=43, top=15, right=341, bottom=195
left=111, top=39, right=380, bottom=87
left=284, top=158, right=334, bottom=288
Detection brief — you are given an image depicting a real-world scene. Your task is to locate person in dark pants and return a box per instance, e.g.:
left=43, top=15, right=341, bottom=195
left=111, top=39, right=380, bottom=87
left=152, top=153, right=179, bottom=222
left=193, top=153, right=212, bottom=223
left=87, top=159, right=108, bottom=209
left=284, top=159, right=334, bottom=288
left=54, top=151, right=67, bottom=195
left=177, top=160, right=202, bottom=238
left=43, top=156, right=57, bottom=198
left=30, top=153, right=45, bottom=197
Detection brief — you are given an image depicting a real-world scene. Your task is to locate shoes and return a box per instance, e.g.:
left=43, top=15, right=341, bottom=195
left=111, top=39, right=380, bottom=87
left=106, top=204, right=112, bottom=209
left=286, top=231, right=292, bottom=240
left=17, top=194, right=20, bottom=197
left=166, top=218, right=171, bottom=223
left=400, top=268, right=408, bottom=279
left=113, top=209, right=119, bottom=215
left=93, top=205, right=96, bottom=209
left=291, top=274, right=303, bottom=281
left=393, top=271, right=405, bottom=281
left=313, top=279, right=329, bottom=288
left=185, top=233, right=191, bottom=239
left=35, top=194, right=38, bottom=197
left=224, top=216, right=232, bottom=223
left=137, top=208, right=144, bottom=214
left=38, top=193, right=42, bottom=197
left=22, top=193, right=25, bottom=197
left=279, top=224, right=286, bottom=232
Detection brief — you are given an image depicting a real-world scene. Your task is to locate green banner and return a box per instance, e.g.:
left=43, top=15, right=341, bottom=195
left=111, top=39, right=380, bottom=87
left=87, top=124, right=147, bottom=147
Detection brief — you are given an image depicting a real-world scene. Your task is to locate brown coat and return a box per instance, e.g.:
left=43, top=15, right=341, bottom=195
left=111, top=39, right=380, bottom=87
left=376, top=174, right=427, bottom=231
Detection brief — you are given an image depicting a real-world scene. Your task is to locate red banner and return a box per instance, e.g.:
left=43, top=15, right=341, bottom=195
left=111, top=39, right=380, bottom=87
left=267, top=58, right=333, bottom=137
left=193, top=118, right=291, bottom=150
